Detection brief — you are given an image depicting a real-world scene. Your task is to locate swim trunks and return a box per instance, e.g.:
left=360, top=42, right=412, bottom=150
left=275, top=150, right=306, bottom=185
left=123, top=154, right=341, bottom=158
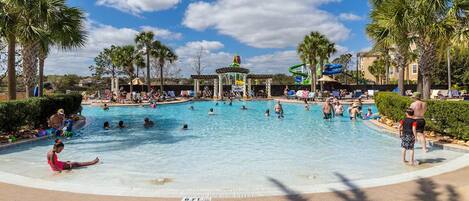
left=415, top=118, right=425, bottom=133
left=324, top=112, right=332, bottom=119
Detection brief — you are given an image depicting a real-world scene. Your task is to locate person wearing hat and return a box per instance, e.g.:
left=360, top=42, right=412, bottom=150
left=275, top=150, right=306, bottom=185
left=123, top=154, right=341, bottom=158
left=410, top=92, right=428, bottom=152
left=49, top=109, right=66, bottom=130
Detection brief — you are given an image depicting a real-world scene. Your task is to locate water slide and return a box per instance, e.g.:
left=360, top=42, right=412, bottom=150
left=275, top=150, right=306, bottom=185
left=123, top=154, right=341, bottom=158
left=288, top=63, right=310, bottom=85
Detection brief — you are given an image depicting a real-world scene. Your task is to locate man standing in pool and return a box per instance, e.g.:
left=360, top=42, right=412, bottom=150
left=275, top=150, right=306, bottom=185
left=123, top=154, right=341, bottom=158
left=322, top=98, right=334, bottom=120
left=399, top=108, right=418, bottom=165
left=410, top=92, right=428, bottom=152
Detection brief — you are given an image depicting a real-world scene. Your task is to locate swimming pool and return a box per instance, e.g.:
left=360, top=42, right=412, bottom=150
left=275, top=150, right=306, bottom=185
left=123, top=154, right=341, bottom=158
left=0, top=100, right=466, bottom=197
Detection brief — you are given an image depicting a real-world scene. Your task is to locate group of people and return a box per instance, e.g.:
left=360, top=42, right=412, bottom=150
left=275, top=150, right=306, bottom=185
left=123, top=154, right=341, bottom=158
left=399, top=93, right=428, bottom=166
left=103, top=118, right=155, bottom=130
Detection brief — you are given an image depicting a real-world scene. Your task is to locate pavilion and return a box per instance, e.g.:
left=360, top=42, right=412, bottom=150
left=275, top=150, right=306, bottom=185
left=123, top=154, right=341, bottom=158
left=191, top=67, right=273, bottom=100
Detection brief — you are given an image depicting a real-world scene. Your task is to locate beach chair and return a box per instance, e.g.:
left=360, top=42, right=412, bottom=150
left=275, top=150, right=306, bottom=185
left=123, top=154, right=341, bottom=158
left=188, top=90, right=195, bottom=97
left=332, top=91, right=340, bottom=98
left=167, top=91, right=176, bottom=100
left=354, top=91, right=363, bottom=98
left=367, top=90, right=375, bottom=97
left=287, top=90, right=296, bottom=99
left=450, top=90, right=460, bottom=98
left=431, top=90, right=440, bottom=99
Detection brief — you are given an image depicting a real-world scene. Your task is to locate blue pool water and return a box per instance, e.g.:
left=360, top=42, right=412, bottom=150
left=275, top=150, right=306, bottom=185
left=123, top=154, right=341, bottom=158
left=0, top=100, right=463, bottom=193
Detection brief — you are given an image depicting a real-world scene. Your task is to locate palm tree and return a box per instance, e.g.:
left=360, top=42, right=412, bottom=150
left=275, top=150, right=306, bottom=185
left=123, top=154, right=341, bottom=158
left=0, top=1, right=19, bottom=100
left=408, top=0, right=469, bottom=99
left=297, top=32, right=325, bottom=92
left=150, top=41, right=177, bottom=92
left=366, top=0, right=412, bottom=96
left=37, top=6, right=86, bottom=96
left=135, top=31, right=154, bottom=92
left=318, top=40, right=336, bottom=91
left=111, top=45, right=143, bottom=100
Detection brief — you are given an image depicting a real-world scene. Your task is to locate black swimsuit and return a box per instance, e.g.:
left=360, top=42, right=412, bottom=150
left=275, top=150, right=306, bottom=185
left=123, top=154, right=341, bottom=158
left=401, top=118, right=416, bottom=150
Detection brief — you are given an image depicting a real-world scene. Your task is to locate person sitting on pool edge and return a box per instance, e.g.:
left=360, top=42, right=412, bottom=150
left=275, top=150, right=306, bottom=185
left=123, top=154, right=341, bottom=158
left=48, top=109, right=66, bottom=136
left=265, top=109, right=270, bottom=117
left=47, top=139, right=99, bottom=172
left=103, top=121, right=110, bottom=129
left=208, top=108, right=215, bottom=115
left=103, top=103, right=109, bottom=110
left=144, top=118, right=154, bottom=128
left=399, top=108, right=418, bottom=166
left=241, top=105, right=248, bottom=110
left=118, top=121, right=126, bottom=128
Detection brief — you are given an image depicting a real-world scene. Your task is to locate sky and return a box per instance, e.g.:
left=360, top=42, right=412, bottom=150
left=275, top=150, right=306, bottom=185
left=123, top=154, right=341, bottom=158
left=45, top=0, right=373, bottom=77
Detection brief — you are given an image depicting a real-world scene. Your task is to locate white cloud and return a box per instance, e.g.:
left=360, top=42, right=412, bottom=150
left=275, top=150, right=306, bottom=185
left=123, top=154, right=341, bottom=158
left=338, top=13, right=363, bottom=21
left=140, top=26, right=182, bottom=40
left=183, top=0, right=350, bottom=48
left=45, top=20, right=181, bottom=75
left=174, top=40, right=231, bottom=75
left=244, top=51, right=301, bottom=74
left=96, top=0, right=180, bottom=15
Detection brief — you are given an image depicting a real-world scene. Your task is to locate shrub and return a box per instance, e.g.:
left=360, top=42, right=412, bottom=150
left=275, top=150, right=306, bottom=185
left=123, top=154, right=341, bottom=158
left=375, top=92, right=469, bottom=140
left=0, top=94, right=82, bottom=133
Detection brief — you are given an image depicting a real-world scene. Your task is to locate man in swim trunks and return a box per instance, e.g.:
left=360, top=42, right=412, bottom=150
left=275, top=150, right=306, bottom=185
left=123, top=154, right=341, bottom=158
left=274, top=101, right=284, bottom=118
left=410, top=92, right=428, bottom=152
left=49, top=109, right=65, bottom=130
left=322, top=98, right=333, bottom=119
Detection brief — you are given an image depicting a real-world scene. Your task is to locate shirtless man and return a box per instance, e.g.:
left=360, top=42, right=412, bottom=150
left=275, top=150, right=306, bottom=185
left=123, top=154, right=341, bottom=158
left=274, top=101, right=284, bottom=118
left=322, top=98, right=333, bottom=120
left=410, top=92, right=428, bottom=152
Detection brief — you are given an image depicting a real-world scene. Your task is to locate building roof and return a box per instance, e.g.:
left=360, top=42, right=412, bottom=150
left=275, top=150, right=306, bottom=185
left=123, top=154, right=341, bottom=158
left=190, top=75, right=219, bottom=79
left=215, top=67, right=250, bottom=74
left=247, top=74, right=274, bottom=79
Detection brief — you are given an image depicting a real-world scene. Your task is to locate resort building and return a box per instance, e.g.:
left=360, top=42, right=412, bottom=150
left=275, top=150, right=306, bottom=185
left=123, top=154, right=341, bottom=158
left=357, top=52, right=419, bottom=83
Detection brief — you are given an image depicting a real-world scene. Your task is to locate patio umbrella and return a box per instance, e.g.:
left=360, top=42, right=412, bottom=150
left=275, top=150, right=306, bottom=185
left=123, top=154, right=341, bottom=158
left=129, top=78, right=144, bottom=92
left=318, top=75, right=337, bottom=82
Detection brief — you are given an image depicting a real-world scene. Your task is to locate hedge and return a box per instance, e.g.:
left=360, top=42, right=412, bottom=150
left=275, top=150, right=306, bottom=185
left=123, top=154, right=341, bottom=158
left=0, top=94, right=82, bottom=133
left=375, top=92, right=469, bottom=140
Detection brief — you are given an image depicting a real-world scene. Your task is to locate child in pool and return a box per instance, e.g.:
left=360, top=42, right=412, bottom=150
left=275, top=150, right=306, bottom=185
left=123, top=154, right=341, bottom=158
left=265, top=109, right=270, bottom=117
left=103, top=121, right=110, bottom=129
left=182, top=124, right=189, bottom=130
left=399, top=108, right=418, bottom=166
left=118, top=121, right=126, bottom=128
left=144, top=118, right=154, bottom=128
left=241, top=105, right=248, bottom=110
left=208, top=108, right=215, bottom=115
left=47, top=139, right=99, bottom=172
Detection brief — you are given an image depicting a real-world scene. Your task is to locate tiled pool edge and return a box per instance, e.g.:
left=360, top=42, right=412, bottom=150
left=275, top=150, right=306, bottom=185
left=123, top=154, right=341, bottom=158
left=366, top=120, right=469, bottom=153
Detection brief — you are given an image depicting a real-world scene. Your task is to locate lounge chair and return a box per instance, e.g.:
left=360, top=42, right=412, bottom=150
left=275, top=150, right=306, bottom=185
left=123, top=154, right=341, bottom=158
left=439, top=90, right=449, bottom=99
left=431, top=90, right=440, bottom=99
left=188, top=90, right=195, bottom=97
left=450, top=90, right=460, bottom=98
left=167, top=91, right=176, bottom=100
left=332, top=91, right=340, bottom=98
left=308, top=92, right=316, bottom=101
left=367, top=90, right=375, bottom=97
left=287, top=90, right=296, bottom=99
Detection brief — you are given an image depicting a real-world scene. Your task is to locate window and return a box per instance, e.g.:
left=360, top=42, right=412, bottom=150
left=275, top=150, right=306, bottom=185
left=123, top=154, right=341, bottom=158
left=412, top=64, right=417, bottom=74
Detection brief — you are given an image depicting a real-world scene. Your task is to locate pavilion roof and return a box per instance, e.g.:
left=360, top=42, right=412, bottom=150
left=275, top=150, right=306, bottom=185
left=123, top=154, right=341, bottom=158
left=215, top=67, right=250, bottom=74
left=190, top=75, right=219, bottom=79
left=247, top=74, right=274, bottom=79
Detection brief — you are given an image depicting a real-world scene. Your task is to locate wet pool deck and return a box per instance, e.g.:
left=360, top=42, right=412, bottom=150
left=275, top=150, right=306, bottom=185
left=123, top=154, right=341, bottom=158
left=0, top=166, right=467, bottom=201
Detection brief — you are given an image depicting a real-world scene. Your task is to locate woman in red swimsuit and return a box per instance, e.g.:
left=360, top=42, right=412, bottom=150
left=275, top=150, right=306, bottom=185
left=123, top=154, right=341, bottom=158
left=47, top=139, right=99, bottom=172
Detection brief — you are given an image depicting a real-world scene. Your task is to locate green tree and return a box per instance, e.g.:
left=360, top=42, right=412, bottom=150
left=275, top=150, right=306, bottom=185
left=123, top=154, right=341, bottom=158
left=37, top=6, right=86, bottom=96
left=368, top=58, right=386, bottom=84
left=135, top=31, right=154, bottom=91
left=0, top=1, right=19, bottom=100
left=407, top=0, right=469, bottom=99
left=367, top=0, right=412, bottom=95
left=150, top=41, right=177, bottom=92
left=297, top=32, right=325, bottom=92
left=317, top=39, right=336, bottom=91
left=111, top=45, right=143, bottom=100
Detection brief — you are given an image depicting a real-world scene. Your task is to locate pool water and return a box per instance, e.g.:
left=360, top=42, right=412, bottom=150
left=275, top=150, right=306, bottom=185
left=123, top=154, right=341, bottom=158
left=0, top=100, right=463, bottom=194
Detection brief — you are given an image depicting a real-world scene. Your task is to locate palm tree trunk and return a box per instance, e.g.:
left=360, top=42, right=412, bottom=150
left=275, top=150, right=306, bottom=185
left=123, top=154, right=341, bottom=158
left=146, top=48, right=151, bottom=92
left=398, top=67, right=405, bottom=96
left=22, top=42, right=39, bottom=98
left=418, top=42, right=436, bottom=99
left=38, top=55, right=45, bottom=97
left=7, top=35, right=17, bottom=100
left=417, top=71, right=423, bottom=94
left=385, top=61, right=389, bottom=85
left=309, top=62, right=316, bottom=92
left=159, top=63, right=164, bottom=92
left=319, top=60, right=324, bottom=92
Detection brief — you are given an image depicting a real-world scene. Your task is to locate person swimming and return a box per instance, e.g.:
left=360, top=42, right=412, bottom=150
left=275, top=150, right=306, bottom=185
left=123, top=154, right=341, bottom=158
left=215, top=102, right=219, bottom=106
left=189, top=106, right=194, bottom=110
left=208, top=108, right=215, bottom=115
left=144, top=118, right=154, bottom=128
left=241, top=105, right=248, bottom=110
left=274, top=101, right=284, bottom=119
left=364, top=108, right=373, bottom=119
left=118, top=121, right=126, bottom=128
left=47, top=139, right=99, bottom=172
left=103, top=121, right=110, bottom=129
left=265, top=109, right=270, bottom=117
left=182, top=124, right=188, bottom=130
left=103, top=104, right=109, bottom=110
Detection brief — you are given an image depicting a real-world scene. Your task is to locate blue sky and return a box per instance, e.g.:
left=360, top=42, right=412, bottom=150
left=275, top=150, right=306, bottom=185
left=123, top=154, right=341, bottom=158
left=46, top=0, right=373, bottom=76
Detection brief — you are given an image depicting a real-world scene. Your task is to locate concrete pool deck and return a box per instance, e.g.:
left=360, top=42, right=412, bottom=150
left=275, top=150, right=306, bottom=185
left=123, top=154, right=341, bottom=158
left=0, top=166, right=468, bottom=201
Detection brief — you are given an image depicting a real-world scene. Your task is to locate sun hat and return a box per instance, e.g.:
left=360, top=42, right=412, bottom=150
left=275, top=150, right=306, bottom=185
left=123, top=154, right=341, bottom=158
left=58, top=109, right=65, bottom=115
left=412, top=92, right=421, bottom=99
